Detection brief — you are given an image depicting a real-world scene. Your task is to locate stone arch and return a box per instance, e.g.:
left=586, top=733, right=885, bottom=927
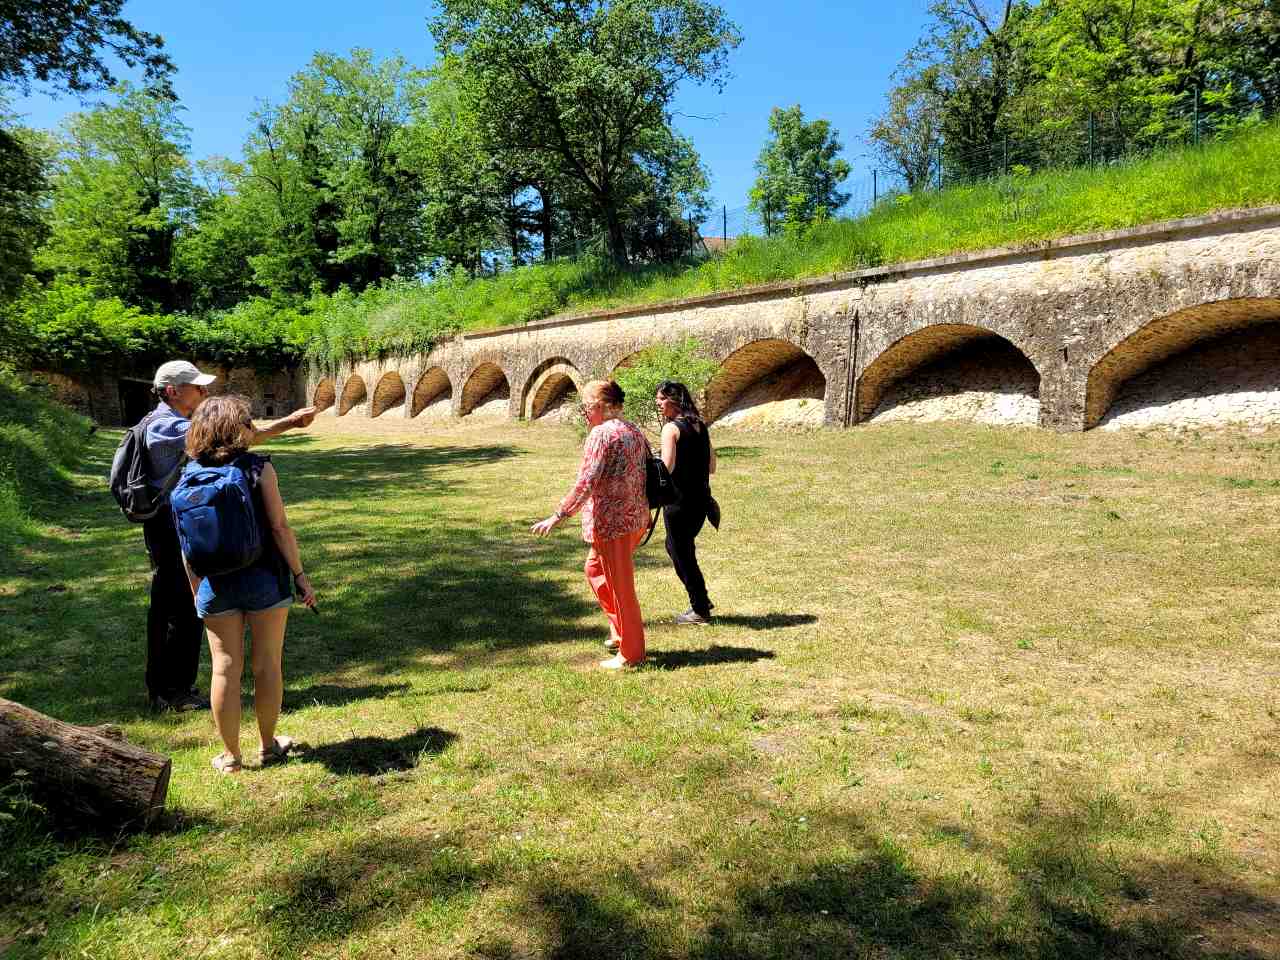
left=856, top=324, right=1041, bottom=424
left=460, top=361, right=511, bottom=417
left=411, top=366, right=453, bottom=417
left=337, top=374, right=367, bottom=416
left=611, top=351, right=642, bottom=374
left=1085, top=298, right=1280, bottom=429
left=370, top=372, right=406, bottom=418
left=313, top=378, right=336, bottom=412
left=704, top=338, right=827, bottom=424
left=522, top=358, right=583, bottom=420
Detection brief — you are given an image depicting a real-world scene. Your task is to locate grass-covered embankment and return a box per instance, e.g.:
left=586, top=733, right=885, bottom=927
left=0, top=372, right=92, bottom=556
left=1, top=416, right=1278, bottom=958
left=299, top=119, right=1280, bottom=367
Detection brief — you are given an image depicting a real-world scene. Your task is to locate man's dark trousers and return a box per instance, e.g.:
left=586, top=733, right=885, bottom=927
left=142, top=509, right=202, bottom=701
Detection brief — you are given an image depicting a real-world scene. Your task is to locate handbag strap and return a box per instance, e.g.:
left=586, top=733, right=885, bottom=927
left=639, top=509, right=660, bottom=547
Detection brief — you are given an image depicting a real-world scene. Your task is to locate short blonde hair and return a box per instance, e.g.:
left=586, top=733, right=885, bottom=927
left=582, top=379, right=625, bottom=407
left=185, top=395, right=254, bottom=465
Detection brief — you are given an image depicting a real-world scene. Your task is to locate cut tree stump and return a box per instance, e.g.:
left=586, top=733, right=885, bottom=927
left=0, top=697, right=171, bottom=830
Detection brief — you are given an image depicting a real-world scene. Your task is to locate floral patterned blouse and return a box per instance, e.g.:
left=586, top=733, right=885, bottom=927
left=557, top=417, right=650, bottom=543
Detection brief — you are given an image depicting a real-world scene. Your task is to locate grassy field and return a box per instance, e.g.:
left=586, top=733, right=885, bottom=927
left=298, top=120, right=1280, bottom=366
left=2, top=417, right=1278, bottom=959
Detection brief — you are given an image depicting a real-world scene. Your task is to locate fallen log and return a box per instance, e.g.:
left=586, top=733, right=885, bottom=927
left=0, top=697, right=171, bottom=831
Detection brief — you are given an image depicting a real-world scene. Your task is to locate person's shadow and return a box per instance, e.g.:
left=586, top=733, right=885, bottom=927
left=709, top=613, right=817, bottom=629
left=646, top=645, right=776, bottom=670
left=294, top=726, right=456, bottom=775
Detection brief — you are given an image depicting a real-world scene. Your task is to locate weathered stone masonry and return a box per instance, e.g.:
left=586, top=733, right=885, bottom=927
left=306, top=207, right=1280, bottom=433
left=47, top=208, right=1276, bottom=431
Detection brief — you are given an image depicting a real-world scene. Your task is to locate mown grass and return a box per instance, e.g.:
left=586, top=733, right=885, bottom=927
left=2, top=415, right=1278, bottom=959
left=300, top=120, right=1280, bottom=368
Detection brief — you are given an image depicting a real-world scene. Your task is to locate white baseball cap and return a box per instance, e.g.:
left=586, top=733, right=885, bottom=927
left=153, top=360, right=216, bottom=389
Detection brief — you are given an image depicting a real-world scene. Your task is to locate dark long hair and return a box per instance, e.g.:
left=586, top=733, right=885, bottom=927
left=657, top=380, right=703, bottom=426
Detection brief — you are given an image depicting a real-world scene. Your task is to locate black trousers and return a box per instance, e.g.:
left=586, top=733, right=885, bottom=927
left=142, top=510, right=203, bottom=700
left=663, top=501, right=712, bottom=615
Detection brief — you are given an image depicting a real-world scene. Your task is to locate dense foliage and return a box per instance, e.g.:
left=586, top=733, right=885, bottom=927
left=613, top=338, right=719, bottom=432
left=868, top=0, right=1280, bottom=184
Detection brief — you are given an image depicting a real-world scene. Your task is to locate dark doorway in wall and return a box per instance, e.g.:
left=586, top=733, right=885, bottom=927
left=119, top=379, right=153, bottom=426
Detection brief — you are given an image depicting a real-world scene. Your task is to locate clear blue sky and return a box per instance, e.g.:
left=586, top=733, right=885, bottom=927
left=11, top=0, right=932, bottom=215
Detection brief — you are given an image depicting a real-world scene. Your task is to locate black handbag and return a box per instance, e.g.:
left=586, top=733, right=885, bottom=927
left=646, top=450, right=679, bottom=509
left=640, top=444, right=680, bottom=546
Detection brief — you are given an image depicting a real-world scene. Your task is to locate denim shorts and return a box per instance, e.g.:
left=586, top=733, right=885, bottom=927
left=195, top=564, right=293, bottom=619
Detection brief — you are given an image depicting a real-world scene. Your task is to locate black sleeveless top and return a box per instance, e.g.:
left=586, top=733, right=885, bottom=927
left=670, top=417, right=711, bottom=506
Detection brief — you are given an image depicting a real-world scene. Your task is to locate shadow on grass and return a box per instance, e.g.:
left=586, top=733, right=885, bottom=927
left=712, top=612, right=817, bottom=630
left=294, top=726, right=456, bottom=776
left=281, top=681, right=411, bottom=712
left=1, top=433, right=596, bottom=722
left=647, top=645, right=776, bottom=670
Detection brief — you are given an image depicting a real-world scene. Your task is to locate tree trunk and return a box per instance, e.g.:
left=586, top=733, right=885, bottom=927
left=0, top=697, right=171, bottom=831
left=601, top=197, right=629, bottom=267
left=536, top=184, right=555, bottom=263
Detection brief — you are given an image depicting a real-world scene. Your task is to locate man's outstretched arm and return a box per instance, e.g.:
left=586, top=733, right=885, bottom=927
left=250, top=406, right=318, bottom=445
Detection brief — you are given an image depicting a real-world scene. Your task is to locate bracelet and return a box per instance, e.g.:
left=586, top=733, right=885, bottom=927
left=553, top=510, right=565, bottom=521
left=292, top=571, right=305, bottom=581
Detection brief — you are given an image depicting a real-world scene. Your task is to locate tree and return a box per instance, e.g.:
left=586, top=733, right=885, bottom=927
left=749, top=106, right=850, bottom=235
left=0, top=0, right=173, bottom=96
left=234, top=50, right=431, bottom=296
left=867, top=64, right=946, bottom=192
left=37, top=84, right=192, bottom=311
left=431, top=0, right=741, bottom=266
left=0, top=104, right=52, bottom=301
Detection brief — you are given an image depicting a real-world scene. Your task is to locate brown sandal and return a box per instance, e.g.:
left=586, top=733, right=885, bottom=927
left=258, top=736, right=295, bottom=766
left=211, top=753, right=242, bottom=775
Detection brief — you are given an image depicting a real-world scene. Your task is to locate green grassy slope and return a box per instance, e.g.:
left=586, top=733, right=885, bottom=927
left=304, top=120, right=1280, bottom=366
left=0, top=372, right=93, bottom=556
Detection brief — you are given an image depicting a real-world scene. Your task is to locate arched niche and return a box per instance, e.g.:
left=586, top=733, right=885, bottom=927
left=460, top=362, right=511, bottom=417
left=337, top=375, right=368, bottom=416
left=411, top=367, right=453, bottom=418
left=857, top=324, right=1040, bottom=425
left=370, top=372, right=407, bottom=418
left=1086, top=298, right=1280, bottom=429
left=312, top=379, right=336, bottom=412
left=522, top=358, right=583, bottom=420
left=704, top=338, right=826, bottom=425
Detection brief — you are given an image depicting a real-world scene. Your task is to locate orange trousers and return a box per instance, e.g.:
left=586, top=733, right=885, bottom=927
left=584, top=529, right=646, bottom=663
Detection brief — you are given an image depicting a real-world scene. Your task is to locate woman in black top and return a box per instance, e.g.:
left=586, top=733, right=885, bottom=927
left=655, top=381, right=717, bottom=624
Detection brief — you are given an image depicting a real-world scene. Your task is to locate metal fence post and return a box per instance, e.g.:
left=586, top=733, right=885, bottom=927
left=936, top=141, right=943, bottom=191
left=722, top=205, right=727, bottom=244
left=872, top=168, right=878, bottom=206
left=1088, top=113, right=1095, bottom=165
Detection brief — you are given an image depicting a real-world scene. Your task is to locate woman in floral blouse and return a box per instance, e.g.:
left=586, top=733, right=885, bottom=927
left=532, top=379, right=650, bottom=668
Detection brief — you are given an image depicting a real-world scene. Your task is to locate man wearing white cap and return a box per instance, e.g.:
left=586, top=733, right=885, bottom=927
left=141, top=360, right=316, bottom=712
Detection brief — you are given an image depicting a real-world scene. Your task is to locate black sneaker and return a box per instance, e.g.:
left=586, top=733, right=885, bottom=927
left=151, top=690, right=209, bottom=713
left=674, top=609, right=712, bottom=626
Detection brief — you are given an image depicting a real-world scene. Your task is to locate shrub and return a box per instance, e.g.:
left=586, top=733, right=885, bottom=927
left=612, top=338, right=719, bottom=433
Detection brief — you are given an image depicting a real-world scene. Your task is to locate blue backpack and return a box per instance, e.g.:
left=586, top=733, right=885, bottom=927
left=170, top=459, right=263, bottom=577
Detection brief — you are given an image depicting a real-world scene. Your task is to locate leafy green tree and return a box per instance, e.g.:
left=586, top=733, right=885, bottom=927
left=172, top=157, right=267, bottom=310
left=0, top=0, right=172, bottom=96
left=234, top=50, right=431, bottom=296
left=868, top=64, right=946, bottom=191
left=431, top=0, right=741, bottom=266
left=0, top=107, right=51, bottom=302
left=749, top=106, right=851, bottom=235
left=37, top=84, right=192, bottom=311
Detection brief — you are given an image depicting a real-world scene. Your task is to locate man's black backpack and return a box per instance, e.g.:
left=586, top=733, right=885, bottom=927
left=108, top=413, right=185, bottom=522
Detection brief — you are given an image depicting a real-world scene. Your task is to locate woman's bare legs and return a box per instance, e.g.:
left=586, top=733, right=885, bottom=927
left=204, top=612, right=247, bottom=762
left=246, top=606, right=290, bottom=753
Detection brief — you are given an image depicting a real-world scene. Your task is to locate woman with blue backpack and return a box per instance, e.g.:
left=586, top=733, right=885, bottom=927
left=171, top=395, right=317, bottom=774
